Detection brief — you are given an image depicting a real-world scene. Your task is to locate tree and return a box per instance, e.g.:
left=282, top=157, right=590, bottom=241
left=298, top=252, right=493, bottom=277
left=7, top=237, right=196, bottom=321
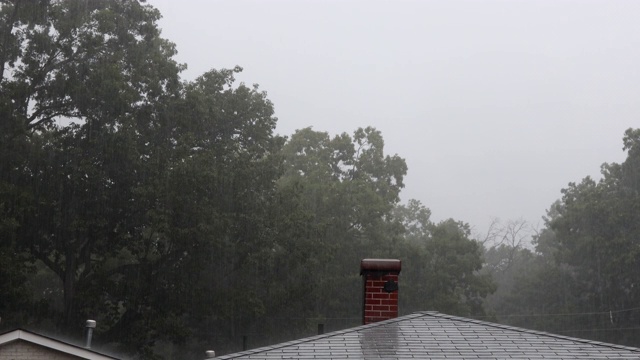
left=167, top=67, right=286, bottom=356
left=546, top=133, right=640, bottom=344
left=480, top=218, right=537, bottom=321
left=394, top=201, right=495, bottom=317
left=479, top=216, right=572, bottom=328
left=489, top=128, right=640, bottom=346
left=0, top=0, right=182, bottom=138
left=271, top=127, right=407, bottom=332
left=0, top=0, right=187, bottom=356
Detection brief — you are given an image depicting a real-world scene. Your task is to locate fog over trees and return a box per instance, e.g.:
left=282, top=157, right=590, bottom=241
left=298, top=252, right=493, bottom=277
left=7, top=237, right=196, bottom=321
left=482, top=128, right=640, bottom=346
left=1, top=1, right=639, bottom=359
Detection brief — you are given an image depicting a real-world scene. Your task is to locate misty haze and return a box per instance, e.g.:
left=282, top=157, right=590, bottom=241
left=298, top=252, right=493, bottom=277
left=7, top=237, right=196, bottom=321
left=1, top=0, right=640, bottom=359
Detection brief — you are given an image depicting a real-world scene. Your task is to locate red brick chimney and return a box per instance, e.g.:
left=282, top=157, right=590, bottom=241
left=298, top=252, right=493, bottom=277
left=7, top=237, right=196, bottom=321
left=360, top=258, right=401, bottom=325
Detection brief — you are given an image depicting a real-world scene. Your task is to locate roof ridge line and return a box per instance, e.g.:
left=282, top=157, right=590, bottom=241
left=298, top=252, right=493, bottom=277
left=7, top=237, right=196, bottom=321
left=419, top=311, right=640, bottom=352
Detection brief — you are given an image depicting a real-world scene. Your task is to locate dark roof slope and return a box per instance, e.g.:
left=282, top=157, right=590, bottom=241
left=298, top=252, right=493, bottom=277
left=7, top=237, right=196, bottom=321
left=216, top=311, right=640, bottom=359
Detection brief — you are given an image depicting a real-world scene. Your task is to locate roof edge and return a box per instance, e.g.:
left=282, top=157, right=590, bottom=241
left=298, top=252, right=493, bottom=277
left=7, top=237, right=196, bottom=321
left=420, top=312, right=640, bottom=353
left=215, top=313, right=424, bottom=359
left=216, top=311, right=640, bottom=359
left=0, top=329, right=121, bottom=360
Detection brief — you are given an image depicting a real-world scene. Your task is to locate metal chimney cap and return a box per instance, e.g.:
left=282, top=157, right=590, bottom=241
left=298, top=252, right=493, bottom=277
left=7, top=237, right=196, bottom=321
left=360, top=259, right=401, bottom=273
left=85, top=320, right=97, bottom=328
left=205, top=350, right=216, bottom=358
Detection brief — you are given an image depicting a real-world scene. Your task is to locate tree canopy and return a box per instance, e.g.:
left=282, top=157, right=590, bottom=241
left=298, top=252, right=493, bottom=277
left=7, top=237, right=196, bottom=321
left=0, top=1, right=498, bottom=359
left=483, top=128, right=640, bottom=347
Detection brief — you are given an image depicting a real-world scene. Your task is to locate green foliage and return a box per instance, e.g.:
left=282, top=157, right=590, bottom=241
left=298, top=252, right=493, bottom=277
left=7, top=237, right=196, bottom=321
left=168, top=68, right=286, bottom=356
left=487, top=128, right=640, bottom=347
left=1, top=1, right=501, bottom=358
left=270, top=127, right=408, bottom=334
left=0, top=0, right=181, bottom=138
left=395, top=201, right=495, bottom=317
left=542, top=129, right=640, bottom=344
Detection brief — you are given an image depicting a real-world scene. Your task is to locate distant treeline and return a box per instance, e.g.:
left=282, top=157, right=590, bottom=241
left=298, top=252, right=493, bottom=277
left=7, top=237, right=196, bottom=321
left=1, top=1, right=639, bottom=359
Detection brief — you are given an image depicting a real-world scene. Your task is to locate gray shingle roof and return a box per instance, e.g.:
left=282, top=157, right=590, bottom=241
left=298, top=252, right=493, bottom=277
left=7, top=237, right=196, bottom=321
left=215, top=311, right=640, bottom=359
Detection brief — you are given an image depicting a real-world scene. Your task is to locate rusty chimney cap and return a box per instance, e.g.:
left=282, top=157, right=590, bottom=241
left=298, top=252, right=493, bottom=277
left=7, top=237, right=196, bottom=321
left=360, top=259, right=401, bottom=273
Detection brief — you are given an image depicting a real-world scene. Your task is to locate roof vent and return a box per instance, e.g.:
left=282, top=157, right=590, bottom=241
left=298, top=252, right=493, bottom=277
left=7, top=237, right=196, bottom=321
left=205, top=350, right=216, bottom=358
left=84, top=320, right=96, bottom=348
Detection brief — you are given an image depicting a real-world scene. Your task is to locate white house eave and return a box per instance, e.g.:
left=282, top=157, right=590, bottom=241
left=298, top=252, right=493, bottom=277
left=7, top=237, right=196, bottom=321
left=0, top=329, right=119, bottom=360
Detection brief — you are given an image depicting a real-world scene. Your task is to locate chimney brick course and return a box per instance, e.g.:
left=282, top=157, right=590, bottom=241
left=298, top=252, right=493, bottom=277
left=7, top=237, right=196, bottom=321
left=360, top=259, right=401, bottom=325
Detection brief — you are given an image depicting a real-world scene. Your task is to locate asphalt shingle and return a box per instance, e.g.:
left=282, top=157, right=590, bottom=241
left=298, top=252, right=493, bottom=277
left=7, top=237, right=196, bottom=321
left=214, top=312, right=640, bottom=359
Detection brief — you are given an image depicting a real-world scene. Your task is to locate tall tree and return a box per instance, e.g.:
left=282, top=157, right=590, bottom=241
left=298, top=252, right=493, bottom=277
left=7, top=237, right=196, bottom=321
left=490, top=128, right=640, bottom=346
left=271, top=127, right=407, bottom=332
left=0, top=0, right=185, bottom=356
left=545, top=128, right=640, bottom=345
left=169, top=67, right=286, bottom=356
left=394, top=200, right=495, bottom=317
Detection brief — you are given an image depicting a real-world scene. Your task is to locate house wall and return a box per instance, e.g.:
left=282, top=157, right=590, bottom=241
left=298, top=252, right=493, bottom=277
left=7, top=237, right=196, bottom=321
left=0, top=340, right=83, bottom=360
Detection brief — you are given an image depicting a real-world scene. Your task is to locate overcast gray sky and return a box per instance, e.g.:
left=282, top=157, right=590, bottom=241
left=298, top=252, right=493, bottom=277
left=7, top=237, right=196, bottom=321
left=149, top=0, right=640, bottom=238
